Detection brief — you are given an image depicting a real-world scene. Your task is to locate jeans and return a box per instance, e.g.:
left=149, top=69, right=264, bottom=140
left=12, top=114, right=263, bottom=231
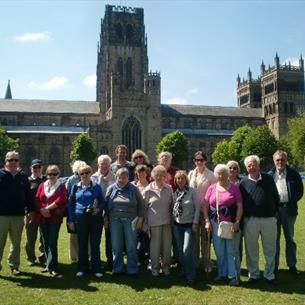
left=173, top=222, right=196, bottom=281
left=275, top=206, right=297, bottom=269
left=40, top=222, right=61, bottom=272
left=110, top=217, right=138, bottom=274
left=211, top=220, right=240, bottom=278
left=76, top=214, right=103, bottom=273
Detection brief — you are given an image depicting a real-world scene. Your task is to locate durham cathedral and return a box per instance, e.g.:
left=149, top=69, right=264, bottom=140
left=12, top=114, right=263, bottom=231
left=0, top=5, right=304, bottom=175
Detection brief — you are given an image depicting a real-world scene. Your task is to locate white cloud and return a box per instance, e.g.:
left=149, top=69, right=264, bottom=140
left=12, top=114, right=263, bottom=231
left=15, top=31, right=51, bottom=42
left=186, top=88, right=199, bottom=95
left=83, top=74, right=96, bottom=88
left=282, top=57, right=299, bottom=67
left=27, top=76, right=70, bottom=90
left=164, top=97, right=189, bottom=105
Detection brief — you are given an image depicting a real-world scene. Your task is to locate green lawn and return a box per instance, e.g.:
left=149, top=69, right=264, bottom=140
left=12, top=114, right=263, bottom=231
left=1, top=196, right=305, bottom=305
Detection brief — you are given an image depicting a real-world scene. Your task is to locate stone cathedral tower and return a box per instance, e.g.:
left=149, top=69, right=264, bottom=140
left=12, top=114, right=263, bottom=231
left=96, top=5, right=161, bottom=158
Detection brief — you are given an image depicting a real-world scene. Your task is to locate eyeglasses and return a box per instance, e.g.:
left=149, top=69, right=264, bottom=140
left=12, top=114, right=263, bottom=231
left=7, top=159, right=19, bottom=162
left=134, top=156, right=144, bottom=160
left=194, top=159, right=204, bottom=162
left=229, top=167, right=237, bottom=171
left=47, top=172, right=58, bottom=177
left=80, top=171, right=90, bottom=176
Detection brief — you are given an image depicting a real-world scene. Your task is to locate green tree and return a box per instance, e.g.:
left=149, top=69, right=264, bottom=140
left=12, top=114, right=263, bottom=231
left=70, top=133, right=97, bottom=165
left=285, top=113, right=305, bottom=169
left=241, top=125, right=279, bottom=171
left=0, top=127, right=19, bottom=163
left=156, top=130, right=188, bottom=168
left=211, top=140, right=231, bottom=165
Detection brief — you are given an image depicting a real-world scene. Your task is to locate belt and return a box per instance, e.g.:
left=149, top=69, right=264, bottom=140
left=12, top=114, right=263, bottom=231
left=279, top=202, right=289, bottom=207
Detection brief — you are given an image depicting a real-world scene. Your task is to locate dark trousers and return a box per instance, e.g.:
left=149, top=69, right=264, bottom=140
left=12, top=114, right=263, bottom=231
left=76, top=214, right=103, bottom=274
left=105, top=226, right=112, bottom=264
left=40, top=222, right=61, bottom=272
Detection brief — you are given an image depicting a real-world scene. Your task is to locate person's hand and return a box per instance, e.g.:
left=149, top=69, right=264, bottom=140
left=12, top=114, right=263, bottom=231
left=192, top=223, right=199, bottom=233
left=136, top=218, right=143, bottom=230
left=205, top=220, right=211, bottom=232
left=232, top=221, right=240, bottom=232
left=69, top=223, right=75, bottom=232
left=27, top=212, right=36, bottom=223
left=40, top=208, right=50, bottom=218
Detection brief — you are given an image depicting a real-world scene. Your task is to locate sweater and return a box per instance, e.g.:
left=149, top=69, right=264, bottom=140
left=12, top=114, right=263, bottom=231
left=0, top=169, right=34, bottom=216
left=239, top=173, right=279, bottom=218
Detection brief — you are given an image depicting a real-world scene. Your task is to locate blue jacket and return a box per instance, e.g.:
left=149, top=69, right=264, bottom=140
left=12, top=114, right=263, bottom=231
left=68, top=181, right=105, bottom=223
left=268, top=166, right=304, bottom=216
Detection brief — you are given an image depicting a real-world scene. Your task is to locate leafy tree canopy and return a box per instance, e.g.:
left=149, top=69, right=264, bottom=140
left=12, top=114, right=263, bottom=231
left=0, top=127, right=19, bottom=164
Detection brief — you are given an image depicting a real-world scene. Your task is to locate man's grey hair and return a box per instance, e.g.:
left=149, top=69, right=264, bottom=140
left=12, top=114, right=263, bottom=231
left=97, top=154, right=112, bottom=165
left=273, top=150, right=288, bottom=160
left=71, top=160, right=87, bottom=174
left=115, top=167, right=129, bottom=178
left=244, top=155, right=260, bottom=166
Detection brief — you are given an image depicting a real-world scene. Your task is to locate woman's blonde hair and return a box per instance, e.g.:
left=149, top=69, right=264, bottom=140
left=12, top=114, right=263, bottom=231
left=174, top=170, right=189, bottom=187
left=46, top=165, right=60, bottom=176
left=78, top=164, right=92, bottom=175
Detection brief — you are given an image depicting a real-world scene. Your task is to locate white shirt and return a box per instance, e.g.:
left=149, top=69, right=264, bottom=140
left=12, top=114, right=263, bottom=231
left=274, top=169, right=288, bottom=203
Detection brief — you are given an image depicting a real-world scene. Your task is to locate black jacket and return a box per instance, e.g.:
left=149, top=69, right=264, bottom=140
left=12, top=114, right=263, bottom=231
left=0, top=169, right=34, bottom=216
left=268, top=166, right=304, bottom=216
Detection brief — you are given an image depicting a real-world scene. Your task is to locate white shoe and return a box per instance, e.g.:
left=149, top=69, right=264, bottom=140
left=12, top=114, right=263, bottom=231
left=94, top=272, right=103, bottom=278
left=76, top=271, right=84, bottom=277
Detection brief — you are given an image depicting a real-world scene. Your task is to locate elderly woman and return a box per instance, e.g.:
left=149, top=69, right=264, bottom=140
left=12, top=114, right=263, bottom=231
left=188, top=151, right=216, bottom=272
left=65, top=160, right=87, bottom=263
left=35, top=165, right=67, bottom=277
left=131, top=149, right=153, bottom=181
left=203, top=164, right=243, bottom=286
left=105, top=167, right=144, bottom=275
left=68, top=165, right=105, bottom=278
left=143, top=165, right=174, bottom=276
left=157, top=151, right=177, bottom=191
left=173, top=171, right=200, bottom=284
left=92, top=154, right=115, bottom=269
left=227, top=160, right=241, bottom=185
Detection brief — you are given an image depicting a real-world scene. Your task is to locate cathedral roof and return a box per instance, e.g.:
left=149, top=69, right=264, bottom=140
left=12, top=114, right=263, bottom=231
left=0, top=98, right=100, bottom=114
left=161, top=104, right=263, bottom=118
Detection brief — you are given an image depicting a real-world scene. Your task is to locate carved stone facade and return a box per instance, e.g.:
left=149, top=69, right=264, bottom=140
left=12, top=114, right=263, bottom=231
left=0, top=5, right=302, bottom=175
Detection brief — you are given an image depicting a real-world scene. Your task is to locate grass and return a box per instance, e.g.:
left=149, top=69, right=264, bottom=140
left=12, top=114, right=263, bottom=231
left=1, top=197, right=305, bottom=305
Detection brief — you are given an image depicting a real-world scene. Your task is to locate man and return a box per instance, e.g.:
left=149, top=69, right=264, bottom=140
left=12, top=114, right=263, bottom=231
left=25, top=159, right=46, bottom=266
left=268, top=150, right=303, bottom=276
left=110, top=145, right=134, bottom=180
left=0, top=151, right=35, bottom=275
left=92, top=154, right=115, bottom=270
left=239, top=155, right=279, bottom=284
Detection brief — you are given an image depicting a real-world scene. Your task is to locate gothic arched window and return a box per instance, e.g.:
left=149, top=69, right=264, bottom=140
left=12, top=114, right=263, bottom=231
left=115, top=23, right=123, bottom=41
left=49, top=146, right=60, bottom=165
left=126, top=57, right=132, bottom=88
left=25, top=146, right=37, bottom=170
left=126, top=24, right=134, bottom=43
left=122, top=116, right=142, bottom=157
left=117, top=58, right=124, bottom=90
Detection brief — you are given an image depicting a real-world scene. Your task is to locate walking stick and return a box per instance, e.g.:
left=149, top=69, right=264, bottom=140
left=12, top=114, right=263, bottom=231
left=231, top=232, right=240, bottom=285
left=206, top=229, right=211, bottom=280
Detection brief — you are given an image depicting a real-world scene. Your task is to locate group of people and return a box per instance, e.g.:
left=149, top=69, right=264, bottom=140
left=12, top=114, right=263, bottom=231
left=0, top=146, right=303, bottom=287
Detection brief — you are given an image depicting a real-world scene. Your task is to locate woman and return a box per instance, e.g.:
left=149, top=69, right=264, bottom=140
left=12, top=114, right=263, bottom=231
left=35, top=165, right=67, bottom=277
left=133, top=165, right=150, bottom=265
left=131, top=149, right=153, bottom=181
left=143, top=165, right=174, bottom=276
left=65, top=160, right=87, bottom=263
left=91, top=154, right=115, bottom=270
left=188, top=151, right=216, bottom=272
left=203, top=164, right=243, bottom=286
left=173, top=171, right=200, bottom=284
left=227, top=160, right=241, bottom=185
left=105, top=167, right=144, bottom=275
left=68, top=165, right=105, bottom=278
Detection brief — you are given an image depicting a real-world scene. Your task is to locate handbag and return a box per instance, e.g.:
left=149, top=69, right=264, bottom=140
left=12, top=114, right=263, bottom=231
left=216, top=184, right=233, bottom=239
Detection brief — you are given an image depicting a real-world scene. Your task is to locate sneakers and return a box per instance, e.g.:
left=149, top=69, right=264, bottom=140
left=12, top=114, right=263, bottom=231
left=27, top=261, right=35, bottom=267
left=204, top=266, right=213, bottom=273
left=76, top=271, right=85, bottom=277
left=229, top=278, right=239, bottom=286
left=94, top=272, right=103, bottom=278
left=11, top=268, right=21, bottom=276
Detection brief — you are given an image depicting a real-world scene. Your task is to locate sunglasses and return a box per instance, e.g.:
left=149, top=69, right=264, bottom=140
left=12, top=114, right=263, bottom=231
left=7, top=159, right=19, bottom=162
left=47, top=172, right=58, bottom=176
left=80, top=171, right=90, bottom=176
left=134, top=156, right=144, bottom=160
left=33, top=165, right=42, bottom=169
left=194, top=159, right=204, bottom=162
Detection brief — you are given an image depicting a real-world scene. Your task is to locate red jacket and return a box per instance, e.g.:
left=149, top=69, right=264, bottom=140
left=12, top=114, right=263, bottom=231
left=35, top=182, right=67, bottom=224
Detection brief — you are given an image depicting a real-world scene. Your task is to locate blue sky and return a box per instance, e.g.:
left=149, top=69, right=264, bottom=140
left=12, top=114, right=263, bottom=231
left=1, top=0, right=305, bottom=107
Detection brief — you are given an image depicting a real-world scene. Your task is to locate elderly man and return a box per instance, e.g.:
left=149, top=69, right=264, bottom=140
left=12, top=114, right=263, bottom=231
left=268, top=150, right=303, bottom=276
left=239, top=155, right=279, bottom=284
left=25, top=159, right=46, bottom=266
left=0, top=151, right=35, bottom=275
left=92, top=154, right=115, bottom=269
